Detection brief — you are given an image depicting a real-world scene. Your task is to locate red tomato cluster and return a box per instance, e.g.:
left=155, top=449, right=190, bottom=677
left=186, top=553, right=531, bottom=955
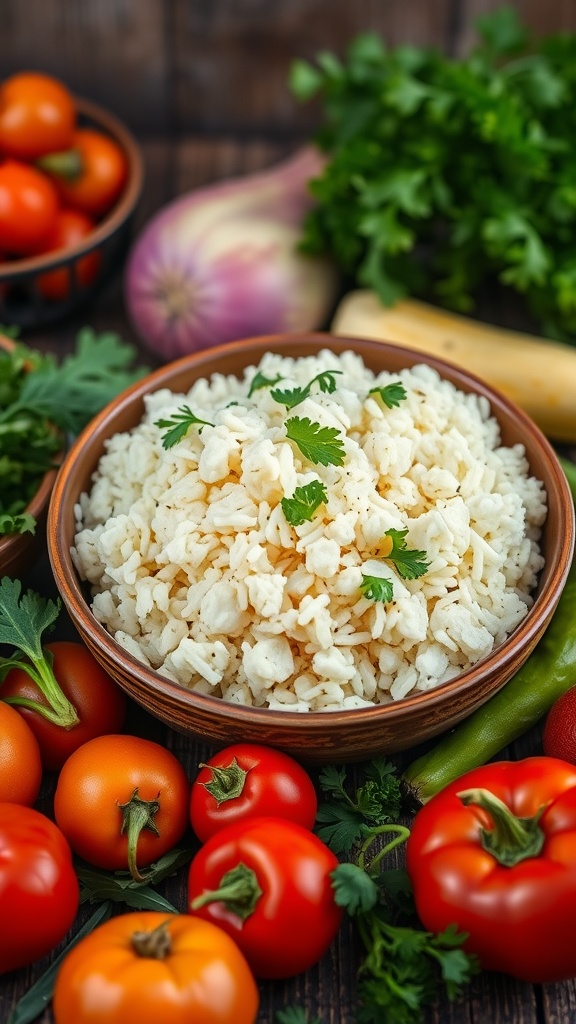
left=0, top=71, right=128, bottom=300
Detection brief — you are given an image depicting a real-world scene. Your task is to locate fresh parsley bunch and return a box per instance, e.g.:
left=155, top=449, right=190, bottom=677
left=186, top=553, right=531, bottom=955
left=291, top=6, right=576, bottom=342
left=0, top=328, right=146, bottom=536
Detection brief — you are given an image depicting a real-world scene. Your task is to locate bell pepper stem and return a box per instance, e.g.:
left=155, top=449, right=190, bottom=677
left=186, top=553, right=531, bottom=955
left=458, top=787, right=546, bottom=867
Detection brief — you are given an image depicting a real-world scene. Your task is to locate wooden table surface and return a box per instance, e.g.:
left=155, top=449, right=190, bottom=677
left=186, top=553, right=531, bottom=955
left=2, top=132, right=576, bottom=1024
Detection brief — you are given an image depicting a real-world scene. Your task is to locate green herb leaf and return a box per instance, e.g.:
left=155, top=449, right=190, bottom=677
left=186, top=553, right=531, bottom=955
left=275, top=1009, right=323, bottom=1024
left=331, top=861, right=380, bottom=915
left=285, top=416, right=346, bottom=466
left=0, top=578, right=60, bottom=660
left=360, top=574, right=394, bottom=603
left=77, top=846, right=194, bottom=910
left=369, top=382, right=408, bottom=408
left=155, top=404, right=215, bottom=448
left=271, top=369, right=343, bottom=409
left=247, top=370, right=284, bottom=397
left=316, top=760, right=404, bottom=853
left=281, top=480, right=328, bottom=526
left=0, top=512, right=36, bottom=536
left=6, top=902, right=113, bottom=1024
left=385, top=528, right=430, bottom=580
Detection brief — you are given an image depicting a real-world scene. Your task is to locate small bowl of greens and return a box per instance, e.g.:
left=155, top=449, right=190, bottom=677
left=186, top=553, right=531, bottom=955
left=0, top=330, right=147, bottom=578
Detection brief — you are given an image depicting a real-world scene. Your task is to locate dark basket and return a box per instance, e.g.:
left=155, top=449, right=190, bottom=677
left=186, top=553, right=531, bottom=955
left=0, top=97, right=144, bottom=330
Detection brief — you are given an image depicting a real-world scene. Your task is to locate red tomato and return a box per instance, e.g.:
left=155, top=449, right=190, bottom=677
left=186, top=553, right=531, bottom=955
left=35, top=207, right=101, bottom=300
left=1, top=641, right=127, bottom=771
left=51, top=127, right=127, bottom=218
left=54, top=733, right=190, bottom=880
left=542, top=685, right=576, bottom=763
left=0, top=700, right=42, bottom=806
left=0, top=159, right=59, bottom=254
left=0, top=802, right=79, bottom=974
left=188, top=816, right=343, bottom=979
left=52, top=911, right=259, bottom=1024
left=190, top=743, right=318, bottom=842
left=0, top=71, right=75, bottom=160
left=406, top=756, right=576, bottom=983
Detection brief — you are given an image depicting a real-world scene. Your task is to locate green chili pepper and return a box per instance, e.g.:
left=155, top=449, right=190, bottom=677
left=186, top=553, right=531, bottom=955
left=402, top=455, right=576, bottom=804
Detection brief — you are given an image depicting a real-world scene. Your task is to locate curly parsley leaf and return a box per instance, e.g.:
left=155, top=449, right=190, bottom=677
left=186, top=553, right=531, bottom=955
left=247, top=370, right=284, bottom=397
left=285, top=416, right=345, bottom=466
left=385, top=528, right=430, bottom=580
left=272, top=369, right=343, bottom=409
left=155, top=404, right=215, bottom=448
left=369, top=382, right=408, bottom=408
left=316, top=760, right=404, bottom=854
left=281, top=480, right=328, bottom=526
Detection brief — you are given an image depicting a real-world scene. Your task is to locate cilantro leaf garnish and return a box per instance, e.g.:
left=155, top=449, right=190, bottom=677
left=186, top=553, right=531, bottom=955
left=247, top=370, right=284, bottom=397
left=281, top=480, right=328, bottom=526
left=360, top=575, right=394, bottom=603
left=316, top=760, right=403, bottom=855
left=385, top=528, right=430, bottom=580
left=155, top=404, right=215, bottom=448
left=271, top=369, right=342, bottom=409
left=369, top=382, right=408, bottom=408
left=285, top=416, right=346, bottom=466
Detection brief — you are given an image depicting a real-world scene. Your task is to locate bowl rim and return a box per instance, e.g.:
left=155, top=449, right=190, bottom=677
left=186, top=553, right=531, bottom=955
left=48, top=332, right=576, bottom=728
left=0, top=95, right=144, bottom=279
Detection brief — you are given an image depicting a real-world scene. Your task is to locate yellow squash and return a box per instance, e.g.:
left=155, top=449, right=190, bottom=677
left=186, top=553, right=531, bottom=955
left=331, top=290, right=576, bottom=442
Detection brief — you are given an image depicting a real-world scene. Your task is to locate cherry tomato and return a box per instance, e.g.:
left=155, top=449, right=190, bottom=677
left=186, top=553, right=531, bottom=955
left=0, top=71, right=75, bottom=160
left=190, top=742, right=318, bottom=842
left=1, top=641, right=127, bottom=771
left=51, top=127, right=127, bottom=218
left=52, top=911, right=258, bottom=1024
left=0, top=159, right=59, bottom=254
left=54, top=733, right=190, bottom=880
left=188, top=816, right=343, bottom=979
left=0, top=802, right=79, bottom=974
left=35, top=207, right=101, bottom=300
left=0, top=700, right=42, bottom=806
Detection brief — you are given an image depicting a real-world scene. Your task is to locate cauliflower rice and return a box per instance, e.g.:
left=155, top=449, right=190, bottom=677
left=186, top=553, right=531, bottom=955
left=72, top=348, right=547, bottom=712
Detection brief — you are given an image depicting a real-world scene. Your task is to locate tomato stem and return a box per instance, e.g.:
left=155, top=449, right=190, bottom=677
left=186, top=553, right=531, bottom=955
left=36, top=148, right=83, bottom=181
left=199, top=757, right=249, bottom=804
left=190, top=861, right=262, bottom=921
left=457, top=787, right=546, bottom=867
left=118, top=787, right=161, bottom=882
left=131, top=918, right=173, bottom=959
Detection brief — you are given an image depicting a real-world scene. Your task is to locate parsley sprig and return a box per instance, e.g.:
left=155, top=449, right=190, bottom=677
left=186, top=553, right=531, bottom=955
left=281, top=480, right=328, bottom=526
left=290, top=8, right=576, bottom=341
left=271, top=369, right=342, bottom=410
left=361, top=529, right=430, bottom=603
left=286, top=416, right=346, bottom=466
left=247, top=370, right=284, bottom=397
left=155, top=404, right=215, bottom=448
left=369, top=382, right=407, bottom=408
left=317, top=761, right=478, bottom=1023
left=0, top=329, right=145, bottom=535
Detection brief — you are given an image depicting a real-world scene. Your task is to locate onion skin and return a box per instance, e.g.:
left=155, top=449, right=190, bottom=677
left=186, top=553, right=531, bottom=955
left=124, top=147, right=340, bottom=360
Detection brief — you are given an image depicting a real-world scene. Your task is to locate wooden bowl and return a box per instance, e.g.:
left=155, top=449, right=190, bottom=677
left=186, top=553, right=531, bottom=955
left=0, top=97, right=143, bottom=329
left=0, top=333, right=63, bottom=578
left=47, top=334, right=575, bottom=763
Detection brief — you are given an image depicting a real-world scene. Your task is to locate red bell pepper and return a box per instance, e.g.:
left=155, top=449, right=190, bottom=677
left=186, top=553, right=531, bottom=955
left=405, top=756, right=576, bottom=983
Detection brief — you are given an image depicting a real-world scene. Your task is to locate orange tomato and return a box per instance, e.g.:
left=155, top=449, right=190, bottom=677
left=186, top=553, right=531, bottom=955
left=0, top=159, right=59, bottom=254
left=52, top=127, right=127, bottom=218
left=52, top=911, right=259, bottom=1024
left=0, top=71, right=76, bottom=160
left=0, top=701, right=42, bottom=806
left=36, top=207, right=101, bottom=300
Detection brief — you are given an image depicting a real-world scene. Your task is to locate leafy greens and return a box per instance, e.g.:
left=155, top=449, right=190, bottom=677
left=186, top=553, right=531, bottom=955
left=290, top=6, right=576, bottom=342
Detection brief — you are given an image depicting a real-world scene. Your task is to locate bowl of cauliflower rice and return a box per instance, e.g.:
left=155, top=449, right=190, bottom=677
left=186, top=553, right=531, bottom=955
left=48, top=333, right=574, bottom=762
